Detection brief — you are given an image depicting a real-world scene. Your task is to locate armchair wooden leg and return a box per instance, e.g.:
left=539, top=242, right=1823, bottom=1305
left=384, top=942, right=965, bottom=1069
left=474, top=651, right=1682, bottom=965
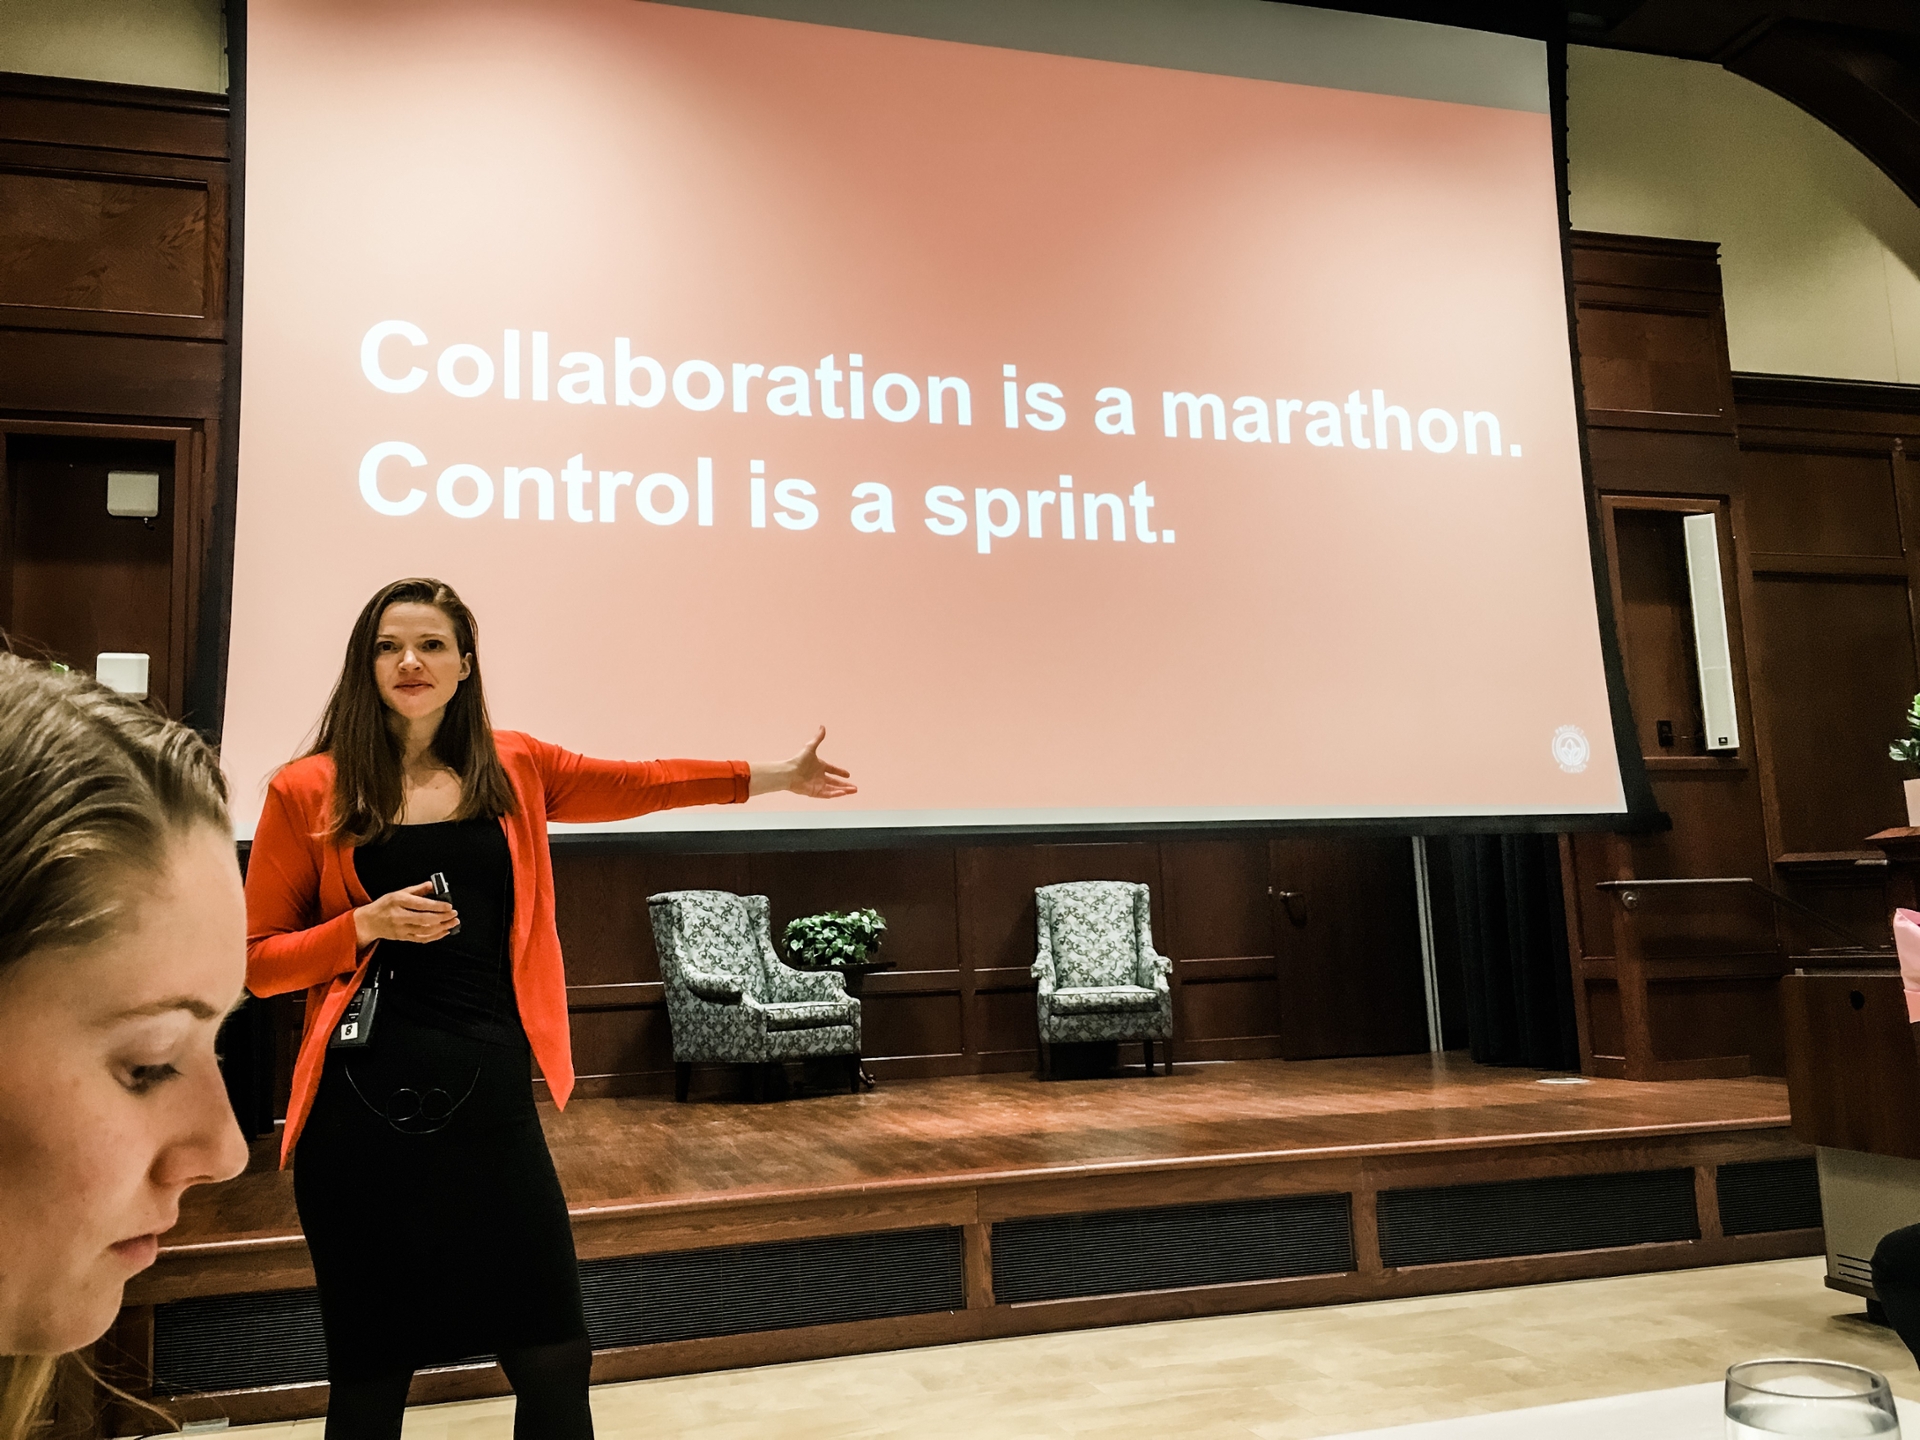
left=1143, top=1039, right=1155, bottom=1076
left=1039, top=1039, right=1052, bottom=1080
left=847, top=1054, right=861, bottom=1093
left=674, top=1062, right=691, bottom=1103
left=750, top=1064, right=767, bottom=1104
left=1161, top=1037, right=1173, bottom=1074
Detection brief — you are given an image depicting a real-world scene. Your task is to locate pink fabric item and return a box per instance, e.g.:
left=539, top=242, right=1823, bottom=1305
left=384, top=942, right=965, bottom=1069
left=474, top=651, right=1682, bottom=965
left=1897, top=910, right=1920, bottom=1021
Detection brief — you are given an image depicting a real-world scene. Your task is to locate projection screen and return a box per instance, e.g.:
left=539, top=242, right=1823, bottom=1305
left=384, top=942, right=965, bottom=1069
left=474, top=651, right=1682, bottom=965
left=225, top=0, right=1627, bottom=837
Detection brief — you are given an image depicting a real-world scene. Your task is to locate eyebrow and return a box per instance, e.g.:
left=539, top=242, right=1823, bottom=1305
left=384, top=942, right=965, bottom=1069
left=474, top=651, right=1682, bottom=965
left=106, top=990, right=248, bottom=1024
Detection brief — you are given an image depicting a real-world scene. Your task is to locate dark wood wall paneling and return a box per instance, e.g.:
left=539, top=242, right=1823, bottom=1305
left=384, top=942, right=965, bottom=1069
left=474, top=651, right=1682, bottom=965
left=1561, top=231, right=1920, bottom=1082
left=549, top=836, right=1431, bottom=1098
left=1734, top=376, right=1920, bottom=952
left=0, top=74, right=229, bottom=406
left=0, top=73, right=229, bottom=724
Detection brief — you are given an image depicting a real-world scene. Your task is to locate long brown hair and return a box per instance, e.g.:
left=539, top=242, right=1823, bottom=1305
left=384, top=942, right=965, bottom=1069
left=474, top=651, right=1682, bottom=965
left=307, top=577, right=515, bottom=845
left=0, top=653, right=230, bottom=1440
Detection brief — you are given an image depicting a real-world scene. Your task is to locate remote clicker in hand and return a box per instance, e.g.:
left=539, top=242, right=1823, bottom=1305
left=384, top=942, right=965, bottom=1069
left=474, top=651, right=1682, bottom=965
left=431, top=871, right=460, bottom=936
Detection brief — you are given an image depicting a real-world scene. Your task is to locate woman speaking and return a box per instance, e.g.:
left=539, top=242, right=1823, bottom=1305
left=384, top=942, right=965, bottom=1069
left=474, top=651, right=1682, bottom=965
left=245, top=576, right=854, bottom=1440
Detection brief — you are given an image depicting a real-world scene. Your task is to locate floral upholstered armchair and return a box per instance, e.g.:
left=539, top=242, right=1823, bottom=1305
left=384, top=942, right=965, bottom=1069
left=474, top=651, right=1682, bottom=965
left=1031, top=881, right=1174, bottom=1077
left=647, top=890, right=862, bottom=1101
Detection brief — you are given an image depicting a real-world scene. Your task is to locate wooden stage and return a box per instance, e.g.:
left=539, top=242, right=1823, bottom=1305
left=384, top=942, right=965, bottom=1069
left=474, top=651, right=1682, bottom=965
left=118, top=1055, right=1821, bottom=1431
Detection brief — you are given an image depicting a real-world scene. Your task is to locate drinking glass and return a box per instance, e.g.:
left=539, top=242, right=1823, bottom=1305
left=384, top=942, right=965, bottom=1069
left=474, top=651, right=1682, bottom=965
left=1726, top=1359, right=1900, bottom=1438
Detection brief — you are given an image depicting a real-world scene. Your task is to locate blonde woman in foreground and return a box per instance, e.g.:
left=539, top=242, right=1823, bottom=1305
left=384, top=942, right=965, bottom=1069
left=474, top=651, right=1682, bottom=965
left=0, top=655, right=249, bottom=1439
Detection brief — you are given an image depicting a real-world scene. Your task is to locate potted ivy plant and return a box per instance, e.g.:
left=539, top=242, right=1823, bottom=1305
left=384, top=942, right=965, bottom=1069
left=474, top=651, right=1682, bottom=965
left=783, top=908, right=887, bottom=971
left=1891, top=693, right=1920, bottom=826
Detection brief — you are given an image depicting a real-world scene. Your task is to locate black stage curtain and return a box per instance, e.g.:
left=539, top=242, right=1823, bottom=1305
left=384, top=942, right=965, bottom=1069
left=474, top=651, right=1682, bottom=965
left=1442, top=835, right=1580, bottom=1071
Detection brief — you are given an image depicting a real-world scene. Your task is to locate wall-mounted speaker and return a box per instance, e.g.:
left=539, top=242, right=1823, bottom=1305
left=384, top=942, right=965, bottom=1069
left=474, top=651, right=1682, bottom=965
left=106, top=470, right=161, bottom=518
left=95, top=652, right=150, bottom=699
left=1682, top=512, right=1739, bottom=752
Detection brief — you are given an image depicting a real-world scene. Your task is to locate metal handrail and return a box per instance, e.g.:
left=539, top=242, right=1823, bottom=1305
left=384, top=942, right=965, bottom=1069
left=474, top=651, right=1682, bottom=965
left=1594, top=876, right=1887, bottom=953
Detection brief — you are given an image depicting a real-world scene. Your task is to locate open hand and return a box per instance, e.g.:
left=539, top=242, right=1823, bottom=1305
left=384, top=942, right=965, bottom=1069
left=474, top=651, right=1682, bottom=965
left=750, top=725, right=857, bottom=800
left=354, top=880, right=458, bottom=948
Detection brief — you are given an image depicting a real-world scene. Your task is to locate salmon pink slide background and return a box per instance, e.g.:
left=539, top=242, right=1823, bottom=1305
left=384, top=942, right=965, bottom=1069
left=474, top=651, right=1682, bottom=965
left=226, top=0, right=1626, bottom=837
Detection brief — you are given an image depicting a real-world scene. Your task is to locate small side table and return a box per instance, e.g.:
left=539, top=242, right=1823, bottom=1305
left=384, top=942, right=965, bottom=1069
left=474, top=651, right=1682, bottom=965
left=795, top=959, right=895, bottom=1090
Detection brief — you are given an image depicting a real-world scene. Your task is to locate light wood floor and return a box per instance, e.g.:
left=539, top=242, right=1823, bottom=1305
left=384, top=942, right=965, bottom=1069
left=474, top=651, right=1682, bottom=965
left=214, top=1257, right=1914, bottom=1439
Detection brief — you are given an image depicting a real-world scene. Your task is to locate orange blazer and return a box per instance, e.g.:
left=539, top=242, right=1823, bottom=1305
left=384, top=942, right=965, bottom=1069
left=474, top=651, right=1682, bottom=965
left=245, top=731, right=749, bottom=1165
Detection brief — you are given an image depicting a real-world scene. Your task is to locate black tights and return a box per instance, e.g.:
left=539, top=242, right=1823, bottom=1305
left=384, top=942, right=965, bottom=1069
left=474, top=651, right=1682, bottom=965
left=323, top=1337, right=595, bottom=1440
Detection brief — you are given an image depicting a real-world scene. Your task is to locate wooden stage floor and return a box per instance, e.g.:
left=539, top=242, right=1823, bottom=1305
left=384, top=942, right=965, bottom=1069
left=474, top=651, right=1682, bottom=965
left=171, top=1054, right=1794, bottom=1242
left=127, top=1055, right=1821, bottom=1429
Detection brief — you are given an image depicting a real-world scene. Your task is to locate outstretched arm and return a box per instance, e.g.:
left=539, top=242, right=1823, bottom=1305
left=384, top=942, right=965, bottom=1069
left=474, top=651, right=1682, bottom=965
left=749, top=726, right=857, bottom=799
left=531, top=726, right=854, bottom=824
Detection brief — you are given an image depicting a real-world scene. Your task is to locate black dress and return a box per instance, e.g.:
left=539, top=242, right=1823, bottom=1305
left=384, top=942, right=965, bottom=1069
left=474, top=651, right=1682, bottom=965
left=292, top=818, right=586, bottom=1381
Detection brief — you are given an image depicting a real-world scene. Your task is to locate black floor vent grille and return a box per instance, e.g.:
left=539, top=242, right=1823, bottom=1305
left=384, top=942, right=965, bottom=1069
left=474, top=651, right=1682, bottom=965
left=991, top=1192, right=1353, bottom=1305
left=1377, top=1168, right=1698, bottom=1268
left=152, top=1227, right=964, bottom=1397
left=1717, top=1156, right=1823, bottom=1236
left=153, top=1287, right=327, bottom=1396
left=580, top=1225, right=964, bottom=1349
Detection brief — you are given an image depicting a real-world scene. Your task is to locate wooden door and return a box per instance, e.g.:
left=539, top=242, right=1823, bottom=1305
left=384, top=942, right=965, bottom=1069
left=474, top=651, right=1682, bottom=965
left=1270, top=837, right=1429, bottom=1059
left=1160, top=838, right=1283, bottom=1062
left=1740, top=441, right=1919, bottom=858
left=1730, top=386, right=1920, bottom=962
left=2, top=432, right=181, bottom=713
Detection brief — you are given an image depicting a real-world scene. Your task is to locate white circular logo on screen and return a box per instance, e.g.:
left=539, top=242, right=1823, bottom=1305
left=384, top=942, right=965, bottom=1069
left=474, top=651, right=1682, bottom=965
left=1551, top=724, right=1591, bottom=774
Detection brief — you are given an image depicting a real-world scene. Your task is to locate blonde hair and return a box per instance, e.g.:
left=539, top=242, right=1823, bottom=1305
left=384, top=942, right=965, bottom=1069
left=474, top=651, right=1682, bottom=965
left=0, top=654, right=230, bottom=1438
left=0, top=1358, right=55, bottom=1440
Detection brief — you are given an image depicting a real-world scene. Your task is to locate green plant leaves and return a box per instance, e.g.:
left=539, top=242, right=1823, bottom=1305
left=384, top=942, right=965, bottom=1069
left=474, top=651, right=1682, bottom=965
left=1896, top=694, right=1920, bottom=768
left=783, top=908, right=887, bottom=968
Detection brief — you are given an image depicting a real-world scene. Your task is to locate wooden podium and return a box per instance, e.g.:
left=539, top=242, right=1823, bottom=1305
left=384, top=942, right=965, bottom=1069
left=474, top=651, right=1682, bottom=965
left=1781, top=971, right=1920, bottom=1160
left=1782, top=826, right=1916, bottom=1155
left=1781, top=828, right=1920, bottom=1301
